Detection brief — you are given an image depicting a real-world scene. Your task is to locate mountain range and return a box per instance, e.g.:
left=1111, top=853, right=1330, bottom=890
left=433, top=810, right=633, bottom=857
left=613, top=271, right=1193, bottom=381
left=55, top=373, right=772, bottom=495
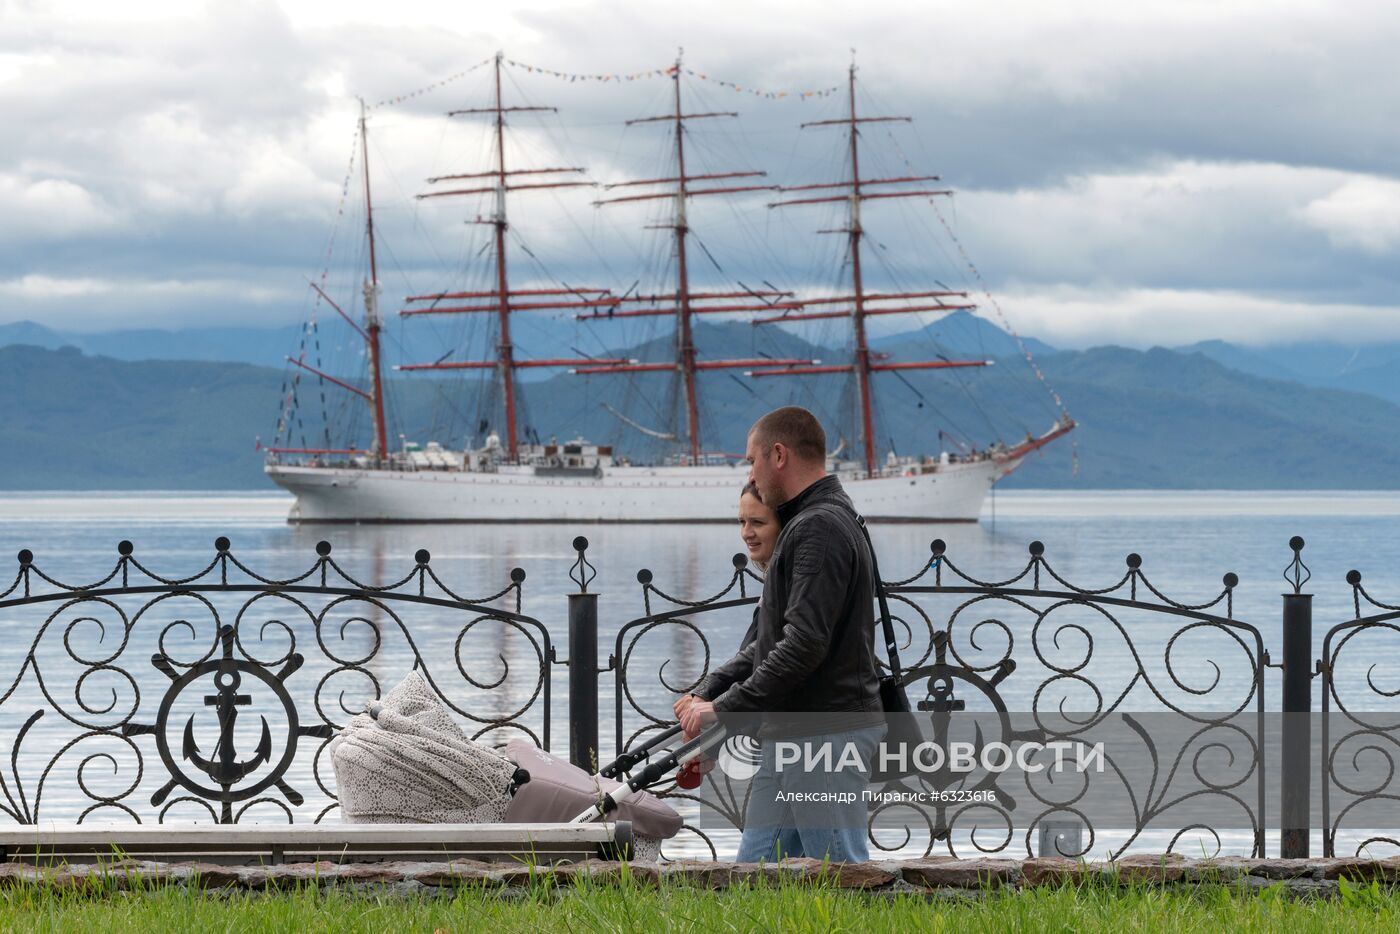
left=4, top=313, right=1400, bottom=491
left=7, top=314, right=1394, bottom=404
left=0, top=311, right=1054, bottom=375
left=1174, top=339, right=1400, bottom=407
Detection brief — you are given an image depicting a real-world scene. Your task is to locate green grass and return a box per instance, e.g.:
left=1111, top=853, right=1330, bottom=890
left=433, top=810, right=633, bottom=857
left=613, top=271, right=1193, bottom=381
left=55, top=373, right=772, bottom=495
left=2, top=879, right=1400, bottom=934
left=3, top=871, right=1400, bottom=934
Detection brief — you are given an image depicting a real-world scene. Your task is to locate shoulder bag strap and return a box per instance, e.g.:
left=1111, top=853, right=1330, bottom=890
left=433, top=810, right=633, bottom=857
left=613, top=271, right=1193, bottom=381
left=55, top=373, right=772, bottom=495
left=855, top=515, right=904, bottom=677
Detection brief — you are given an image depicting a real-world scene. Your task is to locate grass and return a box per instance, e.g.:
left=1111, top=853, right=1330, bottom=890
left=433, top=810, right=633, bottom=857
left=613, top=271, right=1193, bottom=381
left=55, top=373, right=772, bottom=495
left=3, top=870, right=1400, bottom=933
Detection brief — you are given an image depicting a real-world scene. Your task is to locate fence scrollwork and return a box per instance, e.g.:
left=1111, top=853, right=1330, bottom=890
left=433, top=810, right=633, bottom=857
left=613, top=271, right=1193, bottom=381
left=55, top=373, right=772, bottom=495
left=0, top=538, right=549, bottom=824
left=614, top=537, right=1266, bottom=859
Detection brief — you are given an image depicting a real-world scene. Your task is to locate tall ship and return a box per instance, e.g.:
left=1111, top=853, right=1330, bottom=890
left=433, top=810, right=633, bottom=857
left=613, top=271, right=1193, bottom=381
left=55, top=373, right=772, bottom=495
left=265, top=55, right=1074, bottom=523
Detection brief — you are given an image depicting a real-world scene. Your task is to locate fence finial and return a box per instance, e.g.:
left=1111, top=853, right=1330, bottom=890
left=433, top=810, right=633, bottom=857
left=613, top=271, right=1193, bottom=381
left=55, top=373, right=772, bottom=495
left=1284, top=536, right=1311, bottom=594
left=570, top=536, right=596, bottom=593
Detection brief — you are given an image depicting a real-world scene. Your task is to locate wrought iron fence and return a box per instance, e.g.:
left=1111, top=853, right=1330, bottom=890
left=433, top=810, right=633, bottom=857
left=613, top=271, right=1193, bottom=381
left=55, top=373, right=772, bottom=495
left=1321, top=566, right=1400, bottom=858
left=609, top=553, right=762, bottom=857
left=0, top=539, right=549, bottom=825
left=613, top=537, right=1269, bottom=860
left=0, top=529, right=1395, bottom=861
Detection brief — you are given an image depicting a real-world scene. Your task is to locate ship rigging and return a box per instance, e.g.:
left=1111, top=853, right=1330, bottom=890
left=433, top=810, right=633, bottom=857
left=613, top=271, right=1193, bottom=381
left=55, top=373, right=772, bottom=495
left=265, top=54, right=1075, bottom=523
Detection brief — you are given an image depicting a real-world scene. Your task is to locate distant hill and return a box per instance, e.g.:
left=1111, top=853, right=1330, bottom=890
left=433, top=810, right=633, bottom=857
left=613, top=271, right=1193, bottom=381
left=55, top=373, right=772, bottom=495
left=0, top=309, right=1055, bottom=378
left=0, top=344, right=277, bottom=488
left=1025, top=346, right=1400, bottom=488
left=1332, top=357, right=1400, bottom=406
left=0, top=320, right=304, bottom=369
left=6, top=338, right=1400, bottom=490
left=1177, top=338, right=1400, bottom=407
left=871, top=310, right=1057, bottom=359
left=1173, top=340, right=1307, bottom=384
left=11, top=317, right=1400, bottom=413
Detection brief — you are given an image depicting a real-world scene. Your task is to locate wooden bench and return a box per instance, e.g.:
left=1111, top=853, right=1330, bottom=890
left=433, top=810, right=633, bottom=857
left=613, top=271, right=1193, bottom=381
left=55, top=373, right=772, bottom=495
left=0, top=821, right=634, bottom=866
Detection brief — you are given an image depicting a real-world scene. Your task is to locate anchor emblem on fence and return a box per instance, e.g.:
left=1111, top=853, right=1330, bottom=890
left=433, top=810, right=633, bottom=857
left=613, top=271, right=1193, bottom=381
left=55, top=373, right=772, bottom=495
left=123, top=624, right=334, bottom=822
left=181, top=667, right=273, bottom=784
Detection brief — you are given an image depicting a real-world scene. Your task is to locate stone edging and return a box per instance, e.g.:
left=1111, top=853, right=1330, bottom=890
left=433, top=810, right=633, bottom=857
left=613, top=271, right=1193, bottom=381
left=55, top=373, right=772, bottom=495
left=1, top=854, right=1395, bottom=898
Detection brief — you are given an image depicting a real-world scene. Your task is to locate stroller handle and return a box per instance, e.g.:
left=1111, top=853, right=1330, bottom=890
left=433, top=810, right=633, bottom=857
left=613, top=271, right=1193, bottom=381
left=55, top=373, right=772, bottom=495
left=598, top=724, right=684, bottom=779
left=572, top=724, right=728, bottom=824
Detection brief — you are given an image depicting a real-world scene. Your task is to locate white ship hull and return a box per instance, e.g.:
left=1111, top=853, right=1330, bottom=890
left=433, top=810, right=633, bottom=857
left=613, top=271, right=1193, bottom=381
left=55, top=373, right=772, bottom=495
left=264, top=456, right=1019, bottom=523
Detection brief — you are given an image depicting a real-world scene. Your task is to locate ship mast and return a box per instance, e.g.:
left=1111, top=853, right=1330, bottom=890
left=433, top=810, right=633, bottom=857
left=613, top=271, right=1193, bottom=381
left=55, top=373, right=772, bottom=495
left=360, top=100, right=390, bottom=464
left=401, top=52, right=628, bottom=462
left=489, top=52, right=519, bottom=463
left=757, top=64, right=987, bottom=478
left=280, top=101, right=393, bottom=463
left=671, top=61, right=701, bottom=463
left=581, top=55, right=815, bottom=463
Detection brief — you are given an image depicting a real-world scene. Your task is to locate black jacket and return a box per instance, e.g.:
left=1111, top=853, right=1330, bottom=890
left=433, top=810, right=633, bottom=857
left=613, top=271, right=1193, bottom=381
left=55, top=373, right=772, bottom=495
left=696, top=475, right=880, bottom=714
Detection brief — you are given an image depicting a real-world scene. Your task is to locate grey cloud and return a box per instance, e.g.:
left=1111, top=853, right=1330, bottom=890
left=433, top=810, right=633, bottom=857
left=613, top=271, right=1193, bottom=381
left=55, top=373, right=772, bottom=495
left=505, top=0, right=1400, bottom=185
left=4, top=0, right=1400, bottom=347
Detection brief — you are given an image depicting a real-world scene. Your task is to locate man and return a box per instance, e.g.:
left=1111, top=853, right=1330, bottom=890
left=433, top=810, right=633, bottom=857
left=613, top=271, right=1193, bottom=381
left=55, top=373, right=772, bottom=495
left=675, top=405, right=883, bottom=863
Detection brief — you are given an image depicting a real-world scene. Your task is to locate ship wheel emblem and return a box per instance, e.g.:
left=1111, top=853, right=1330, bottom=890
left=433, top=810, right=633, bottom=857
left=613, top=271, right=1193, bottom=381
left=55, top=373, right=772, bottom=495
left=123, top=625, right=333, bottom=822
left=880, top=631, right=1044, bottom=815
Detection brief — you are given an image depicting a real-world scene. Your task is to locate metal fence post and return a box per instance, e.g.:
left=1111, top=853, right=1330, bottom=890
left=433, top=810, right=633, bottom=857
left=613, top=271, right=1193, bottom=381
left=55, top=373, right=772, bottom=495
left=567, top=536, right=599, bottom=771
left=1280, top=536, right=1313, bottom=859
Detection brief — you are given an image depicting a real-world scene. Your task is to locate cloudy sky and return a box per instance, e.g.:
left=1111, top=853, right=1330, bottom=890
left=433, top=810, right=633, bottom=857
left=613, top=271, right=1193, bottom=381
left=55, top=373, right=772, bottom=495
left=5, top=0, right=1400, bottom=349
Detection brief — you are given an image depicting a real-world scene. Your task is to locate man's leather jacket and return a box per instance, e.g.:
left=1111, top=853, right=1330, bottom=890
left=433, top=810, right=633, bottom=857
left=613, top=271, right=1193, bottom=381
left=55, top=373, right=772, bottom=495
left=695, top=475, right=880, bottom=714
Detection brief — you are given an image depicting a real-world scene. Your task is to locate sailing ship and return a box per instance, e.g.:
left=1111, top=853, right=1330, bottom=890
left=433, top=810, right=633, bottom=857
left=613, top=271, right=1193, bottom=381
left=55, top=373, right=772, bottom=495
left=265, top=54, right=1074, bottom=523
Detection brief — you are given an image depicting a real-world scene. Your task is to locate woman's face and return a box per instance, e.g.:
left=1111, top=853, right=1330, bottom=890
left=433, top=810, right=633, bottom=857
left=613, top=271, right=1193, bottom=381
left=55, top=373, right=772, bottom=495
left=738, top=491, right=780, bottom=567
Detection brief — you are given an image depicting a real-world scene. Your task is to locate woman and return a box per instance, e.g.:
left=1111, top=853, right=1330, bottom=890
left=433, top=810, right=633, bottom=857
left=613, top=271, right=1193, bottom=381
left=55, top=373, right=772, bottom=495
left=673, top=482, right=777, bottom=724
left=671, top=483, right=778, bottom=796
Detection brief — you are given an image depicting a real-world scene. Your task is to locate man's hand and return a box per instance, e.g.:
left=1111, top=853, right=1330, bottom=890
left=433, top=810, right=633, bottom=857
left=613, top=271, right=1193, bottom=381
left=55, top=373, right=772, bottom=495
left=674, top=693, right=702, bottom=740
left=678, top=698, right=717, bottom=737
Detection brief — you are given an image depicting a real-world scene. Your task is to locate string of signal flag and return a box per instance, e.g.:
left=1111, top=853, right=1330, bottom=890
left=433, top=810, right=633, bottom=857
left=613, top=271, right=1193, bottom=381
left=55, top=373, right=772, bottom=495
left=366, top=56, right=843, bottom=109
left=504, top=59, right=842, bottom=99
left=371, top=58, right=493, bottom=109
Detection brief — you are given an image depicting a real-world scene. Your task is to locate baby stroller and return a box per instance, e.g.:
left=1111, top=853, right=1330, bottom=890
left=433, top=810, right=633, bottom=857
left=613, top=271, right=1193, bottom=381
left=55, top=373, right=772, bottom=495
left=329, top=673, right=724, bottom=860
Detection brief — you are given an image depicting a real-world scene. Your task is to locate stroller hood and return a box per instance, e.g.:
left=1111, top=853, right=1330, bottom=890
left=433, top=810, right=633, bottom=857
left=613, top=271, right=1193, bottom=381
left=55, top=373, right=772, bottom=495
left=329, top=672, right=520, bottom=824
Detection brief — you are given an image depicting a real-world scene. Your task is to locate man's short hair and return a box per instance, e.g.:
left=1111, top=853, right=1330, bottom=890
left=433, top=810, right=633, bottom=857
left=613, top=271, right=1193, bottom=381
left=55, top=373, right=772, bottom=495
left=750, top=406, right=827, bottom=464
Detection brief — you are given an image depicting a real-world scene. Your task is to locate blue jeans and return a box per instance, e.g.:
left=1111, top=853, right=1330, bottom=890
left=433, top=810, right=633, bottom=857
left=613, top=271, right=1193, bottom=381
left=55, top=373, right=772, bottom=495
left=734, top=724, right=885, bottom=863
